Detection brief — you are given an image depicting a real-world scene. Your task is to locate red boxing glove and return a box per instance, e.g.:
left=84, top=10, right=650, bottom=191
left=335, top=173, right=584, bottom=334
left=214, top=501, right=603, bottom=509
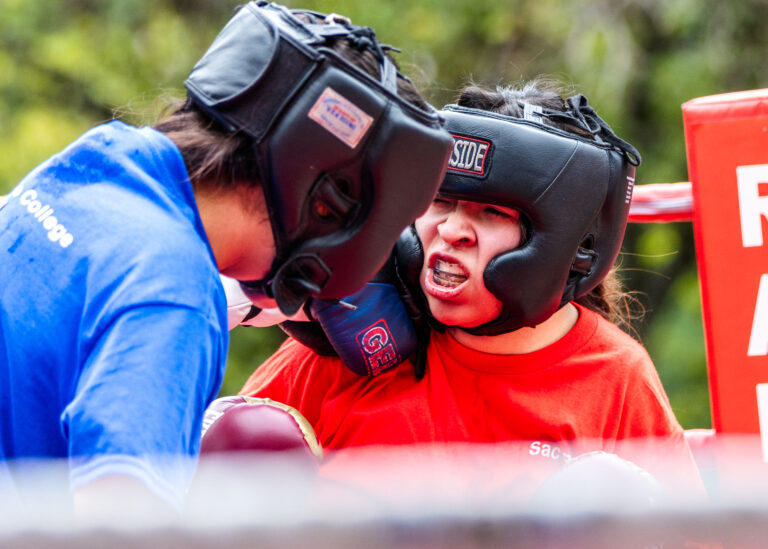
left=200, top=396, right=323, bottom=464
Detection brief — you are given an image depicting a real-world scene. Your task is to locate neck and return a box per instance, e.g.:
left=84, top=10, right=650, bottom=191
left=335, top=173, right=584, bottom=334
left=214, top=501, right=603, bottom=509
left=449, top=303, right=579, bottom=354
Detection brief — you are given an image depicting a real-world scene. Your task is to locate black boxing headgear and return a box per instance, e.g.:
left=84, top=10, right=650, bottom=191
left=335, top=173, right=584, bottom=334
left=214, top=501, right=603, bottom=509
left=397, top=96, right=640, bottom=336
left=185, top=2, right=452, bottom=315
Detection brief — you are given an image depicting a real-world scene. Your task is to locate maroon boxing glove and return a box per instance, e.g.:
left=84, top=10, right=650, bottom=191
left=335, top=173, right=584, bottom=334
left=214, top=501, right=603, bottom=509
left=200, top=396, right=323, bottom=465
left=189, top=397, right=323, bottom=514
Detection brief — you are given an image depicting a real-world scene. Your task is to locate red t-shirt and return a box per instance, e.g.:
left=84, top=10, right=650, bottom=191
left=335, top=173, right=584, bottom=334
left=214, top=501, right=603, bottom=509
left=240, top=303, right=702, bottom=498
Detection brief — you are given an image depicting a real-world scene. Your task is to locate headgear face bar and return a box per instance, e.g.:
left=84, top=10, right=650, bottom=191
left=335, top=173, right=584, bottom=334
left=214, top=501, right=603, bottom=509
left=398, top=97, right=641, bottom=336
left=185, top=1, right=452, bottom=315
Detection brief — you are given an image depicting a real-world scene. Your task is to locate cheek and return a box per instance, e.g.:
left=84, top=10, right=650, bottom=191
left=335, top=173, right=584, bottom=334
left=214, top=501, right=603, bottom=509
left=413, top=217, right=429, bottom=241
left=459, top=283, right=505, bottom=327
left=510, top=223, right=524, bottom=249
left=477, top=286, right=504, bottom=315
left=414, top=218, right=435, bottom=258
left=484, top=224, right=523, bottom=260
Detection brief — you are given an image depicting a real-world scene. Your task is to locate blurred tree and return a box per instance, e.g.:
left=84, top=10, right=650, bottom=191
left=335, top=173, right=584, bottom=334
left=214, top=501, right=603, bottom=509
left=2, top=0, right=766, bottom=427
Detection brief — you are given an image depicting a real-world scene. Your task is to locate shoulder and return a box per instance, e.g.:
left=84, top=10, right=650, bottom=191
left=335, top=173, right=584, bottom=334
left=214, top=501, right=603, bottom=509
left=572, top=306, right=668, bottom=390
left=76, top=121, right=182, bottom=166
left=23, top=121, right=192, bottom=239
left=580, top=307, right=652, bottom=364
left=240, top=337, right=349, bottom=396
left=579, top=308, right=677, bottom=403
left=51, top=121, right=189, bottom=214
left=65, top=125, right=215, bottom=296
left=238, top=337, right=359, bottom=423
left=571, top=310, right=684, bottom=439
left=46, top=121, right=184, bottom=184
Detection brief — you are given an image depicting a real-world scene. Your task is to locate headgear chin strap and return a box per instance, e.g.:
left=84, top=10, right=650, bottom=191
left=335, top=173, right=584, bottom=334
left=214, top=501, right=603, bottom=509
left=185, top=1, right=452, bottom=315
left=397, top=98, right=640, bottom=336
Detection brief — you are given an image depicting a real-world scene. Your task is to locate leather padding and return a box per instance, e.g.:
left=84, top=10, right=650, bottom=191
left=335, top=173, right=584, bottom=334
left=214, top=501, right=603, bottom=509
left=397, top=106, right=635, bottom=335
left=185, top=2, right=452, bottom=314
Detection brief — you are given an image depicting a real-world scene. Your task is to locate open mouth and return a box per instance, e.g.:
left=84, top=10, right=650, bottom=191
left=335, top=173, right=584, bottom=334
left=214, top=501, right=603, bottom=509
left=432, top=258, right=468, bottom=288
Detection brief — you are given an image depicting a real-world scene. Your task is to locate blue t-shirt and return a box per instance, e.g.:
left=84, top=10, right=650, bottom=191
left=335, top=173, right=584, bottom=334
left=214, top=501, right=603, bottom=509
left=0, top=121, right=228, bottom=508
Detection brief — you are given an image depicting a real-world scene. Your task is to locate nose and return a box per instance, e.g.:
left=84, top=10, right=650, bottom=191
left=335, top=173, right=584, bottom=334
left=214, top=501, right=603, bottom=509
left=436, top=206, right=475, bottom=247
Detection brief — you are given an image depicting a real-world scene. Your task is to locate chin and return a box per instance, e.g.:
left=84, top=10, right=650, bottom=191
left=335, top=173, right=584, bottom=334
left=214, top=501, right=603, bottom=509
left=429, top=304, right=491, bottom=329
left=221, top=252, right=275, bottom=282
left=430, top=300, right=503, bottom=328
left=422, top=280, right=502, bottom=328
left=441, top=317, right=490, bottom=329
left=248, top=294, right=279, bottom=310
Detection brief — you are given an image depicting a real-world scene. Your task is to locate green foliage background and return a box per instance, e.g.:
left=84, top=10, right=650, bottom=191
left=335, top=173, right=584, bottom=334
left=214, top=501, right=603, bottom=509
left=2, top=0, right=766, bottom=428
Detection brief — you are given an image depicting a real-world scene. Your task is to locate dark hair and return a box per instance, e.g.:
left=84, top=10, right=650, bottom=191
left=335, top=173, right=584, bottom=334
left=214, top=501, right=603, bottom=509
left=153, top=22, right=430, bottom=192
left=455, top=79, right=640, bottom=329
left=456, top=79, right=592, bottom=136
left=153, top=103, right=257, bottom=189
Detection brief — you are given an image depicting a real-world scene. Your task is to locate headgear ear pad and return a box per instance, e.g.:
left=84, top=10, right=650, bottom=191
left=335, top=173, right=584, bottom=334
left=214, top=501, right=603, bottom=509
left=397, top=105, right=637, bottom=336
left=185, top=2, right=452, bottom=315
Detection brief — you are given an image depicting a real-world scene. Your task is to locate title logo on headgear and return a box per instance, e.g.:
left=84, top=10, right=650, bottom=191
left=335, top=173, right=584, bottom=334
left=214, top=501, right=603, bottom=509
left=308, top=87, right=374, bottom=149
left=448, top=133, right=491, bottom=176
left=355, top=319, right=399, bottom=376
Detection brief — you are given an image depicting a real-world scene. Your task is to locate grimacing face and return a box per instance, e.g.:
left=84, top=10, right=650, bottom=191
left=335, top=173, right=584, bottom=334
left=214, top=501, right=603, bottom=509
left=415, top=197, right=524, bottom=328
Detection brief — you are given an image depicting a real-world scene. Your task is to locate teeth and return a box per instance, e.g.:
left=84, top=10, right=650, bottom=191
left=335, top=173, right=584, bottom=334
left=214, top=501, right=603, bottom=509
left=436, top=258, right=464, bottom=275
left=433, top=258, right=467, bottom=288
